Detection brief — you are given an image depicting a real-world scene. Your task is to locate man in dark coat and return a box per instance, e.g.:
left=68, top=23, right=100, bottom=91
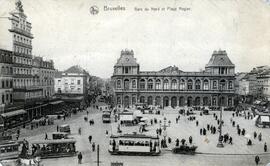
left=78, top=152, right=82, bottom=164
left=255, top=155, right=260, bottom=165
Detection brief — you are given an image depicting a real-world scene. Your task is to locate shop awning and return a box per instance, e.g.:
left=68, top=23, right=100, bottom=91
left=1, top=109, right=27, bottom=118
left=62, top=96, right=84, bottom=101
left=261, top=116, right=270, bottom=122
left=49, top=100, right=64, bottom=105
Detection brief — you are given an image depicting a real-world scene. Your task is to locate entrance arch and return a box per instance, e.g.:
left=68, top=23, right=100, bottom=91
left=163, top=96, right=169, bottom=107
left=195, top=97, right=200, bottom=106
left=171, top=96, right=177, bottom=108
left=179, top=97, right=185, bottom=106
left=123, top=96, right=130, bottom=107
left=187, top=97, right=193, bottom=107
left=155, top=96, right=161, bottom=106
left=203, top=97, right=209, bottom=106
left=147, top=96, right=153, bottom=105
left=139, top=96, right=145, bottom=103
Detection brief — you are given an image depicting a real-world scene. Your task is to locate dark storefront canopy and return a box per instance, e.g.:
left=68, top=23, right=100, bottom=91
left=1, top=109, right=27, bottom=118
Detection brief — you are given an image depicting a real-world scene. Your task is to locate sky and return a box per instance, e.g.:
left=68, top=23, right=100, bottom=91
left=0, top=0, right=270, bottom=78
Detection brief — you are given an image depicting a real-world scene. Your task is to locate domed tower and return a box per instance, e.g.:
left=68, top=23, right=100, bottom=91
left=113, top=49, right=139, bottom=75
left=205, top=50, right=235, bottom=75
left=205, top=50, right=235, bottom=107
left=112, top=49, right=140, bottom=108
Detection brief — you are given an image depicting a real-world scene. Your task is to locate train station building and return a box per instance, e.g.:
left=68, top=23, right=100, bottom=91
left=112, top=49, right=236, bottom=108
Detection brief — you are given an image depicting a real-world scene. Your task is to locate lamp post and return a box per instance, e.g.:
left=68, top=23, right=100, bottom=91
left=217, top=82, right=224, bottom=148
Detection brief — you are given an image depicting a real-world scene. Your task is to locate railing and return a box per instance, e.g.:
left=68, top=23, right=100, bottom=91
left=13, top=40, right=32, bottom=49
left=13, top=86, right=43, bottom=91
left=9, top=27, right=33, bottom=38
left=114, top=72, right=235, bottom=77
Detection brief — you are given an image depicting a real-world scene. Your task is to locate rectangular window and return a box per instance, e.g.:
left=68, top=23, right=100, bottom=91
left=213, top=81, right=217, bottom=89
left=77, top=80, right=81, bottom=85
left=125, top=67, right=129, bottom=74
left=2, top=95, right=4, bottom=104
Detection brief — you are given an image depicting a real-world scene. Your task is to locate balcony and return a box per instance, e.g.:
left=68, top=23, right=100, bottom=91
left=13, top=86, right=43, bottom=92
left=13, top=40, right=32, bottom=49
left=9, top=27, right=34, bottom=39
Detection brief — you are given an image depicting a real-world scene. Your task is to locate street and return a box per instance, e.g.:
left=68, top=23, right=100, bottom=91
left=18, top=106, right=270, bottom=166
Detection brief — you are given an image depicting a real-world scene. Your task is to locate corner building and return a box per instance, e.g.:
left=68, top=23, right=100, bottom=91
left=112, top=49, right=235, bottom=108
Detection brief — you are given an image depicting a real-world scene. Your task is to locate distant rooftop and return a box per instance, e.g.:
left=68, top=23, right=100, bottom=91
left=205, top=50, right=235, bottom=67
left=114, top=49, right=139, bottom=67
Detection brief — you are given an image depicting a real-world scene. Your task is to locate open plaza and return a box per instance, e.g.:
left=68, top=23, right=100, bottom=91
left=3, top=104, right=268, bottom=166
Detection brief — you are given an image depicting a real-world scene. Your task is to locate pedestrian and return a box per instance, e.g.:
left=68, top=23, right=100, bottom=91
left=237, top=128, right=241, bottom=135
left=106, top=130, right=108, bottom=136
left=258, top=133, right=262, bottom=141
left=45, top=133, right=48, bottom=140
left=200, top=128, right=202, bottom=135
left=241, top=128, right=245, bottom=136
left=176, top=139, right=179, bottom=147
left=255, top=155, right=260, bottom=165
left=57, top=125, right=59, bottom=132
left=254, top=131, right=257, bottom=139
left=181, top=139, right=186, bottom=146
left=229, top=137, right=233, bottom=144
left=189, top=136, right=193, bottom=144
left=207, top=124, right=210, bottom=131
left=203, top=128, right=206, bottom=135
left=168, top=137, right=171, bottom=144
left=88, top=135, right=92, bottom=143
left=78, top=152, right=82, bottom=164
left=92, top=142, right=95, bottom=151
left=264, top=143, right=267, bottom=152
left=78, top=128, right=81, bottom=135
left=196, top=120, right=199, bottom=126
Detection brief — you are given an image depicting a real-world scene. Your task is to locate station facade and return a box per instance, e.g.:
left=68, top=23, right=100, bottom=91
left=112, top=49, right=236, bottom=108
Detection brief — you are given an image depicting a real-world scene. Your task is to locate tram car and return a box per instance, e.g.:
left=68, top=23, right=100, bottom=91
left=31, top=139, right=77, bottom=159
left=0, top=140, right=20, bottom=160
left=108, top=133, right=160, bottom=156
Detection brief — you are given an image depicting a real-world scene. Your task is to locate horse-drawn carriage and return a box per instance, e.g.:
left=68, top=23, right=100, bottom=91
left=172, top=145, right=197, bottom=155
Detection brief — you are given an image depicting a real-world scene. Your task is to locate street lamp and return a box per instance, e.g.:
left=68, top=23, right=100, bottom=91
left=217, top=82, right=224, bottom=148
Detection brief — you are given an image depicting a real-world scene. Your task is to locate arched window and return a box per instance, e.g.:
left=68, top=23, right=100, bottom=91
left=155, top=79, right=161, bottom=89
left=228, top=81, right=233, bottom=89
left=147, top=79, right=153, bottom=90
left=116, top=80, right=121, bottom=89
left=164, top=79, right=169, bottom=90
left=203, top=80, right=209, bottom=90
left=139, top=96, right=145, bottom=103
left=187, top=79, right=193, bottom=90
left=180, top=79, right=185, bottom=90
left=139, top=79, right=145, bottom=89
left=171, top=79, right=177, bottom=90
left=132, top=80, right=136, bottom=89
left=195, top=80, right=201, bottom=90
left=124, top=79, right=129, bottom=89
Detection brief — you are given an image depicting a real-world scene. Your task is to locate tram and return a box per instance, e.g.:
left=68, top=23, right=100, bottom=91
left=108, top=133, right=160, bottom=156
left=31, top=139, right=77, bottom=159
left=102, top=111, right=111, bottom=123
left=0, top=140, right=20, bottom=160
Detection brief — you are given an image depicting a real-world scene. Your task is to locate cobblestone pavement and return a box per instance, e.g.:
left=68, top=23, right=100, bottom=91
left=18, top=106, right=270, bottom=166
